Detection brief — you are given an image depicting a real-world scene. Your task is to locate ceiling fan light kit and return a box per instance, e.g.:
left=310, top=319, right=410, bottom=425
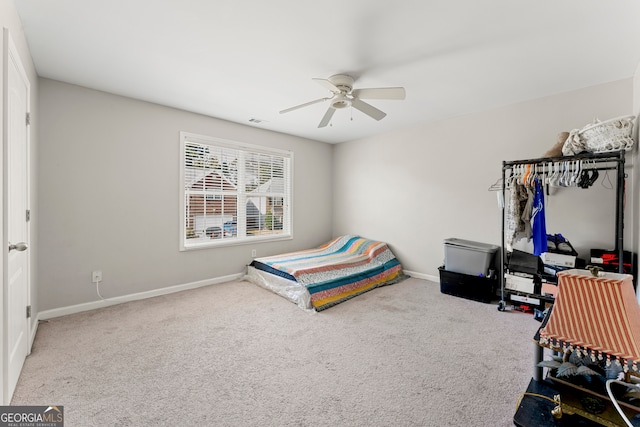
left=280, top=74, right=406, bottom=128
left=331, top=93, right=352, bottom=109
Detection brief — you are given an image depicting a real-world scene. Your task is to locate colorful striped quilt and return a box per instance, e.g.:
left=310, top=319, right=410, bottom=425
left=250, top=235, right=406, bottom=311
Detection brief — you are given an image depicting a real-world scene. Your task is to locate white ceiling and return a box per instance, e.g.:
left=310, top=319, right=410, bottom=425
left=15, top=0, right=640, bottom=144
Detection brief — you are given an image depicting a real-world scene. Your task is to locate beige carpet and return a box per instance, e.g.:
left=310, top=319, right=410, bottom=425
left=12, top=277, right=540, bottom=426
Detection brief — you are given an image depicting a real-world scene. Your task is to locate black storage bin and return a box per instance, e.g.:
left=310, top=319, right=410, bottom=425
left=438, top=266, right=497, bottom=303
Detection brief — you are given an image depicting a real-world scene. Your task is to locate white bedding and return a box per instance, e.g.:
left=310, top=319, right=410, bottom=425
left=244, top=266, right=314, bottom=312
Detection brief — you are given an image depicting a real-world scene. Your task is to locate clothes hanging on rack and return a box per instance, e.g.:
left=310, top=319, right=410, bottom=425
left=531, top=178, right=548, bottom=256
left=520, top=185, right=534, bottom=238
left=498, top=151, right=627, bottom=312
left=505, top=181, right=530, bottom=251
left=502, top=152, right=624, bottom=254
left=505, top=184, right=518, bottom=251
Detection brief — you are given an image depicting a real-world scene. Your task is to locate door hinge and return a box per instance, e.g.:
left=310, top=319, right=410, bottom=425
left=26, top=305, right=31, bottom=319
left=26, top=209, right=31, bottom=222
left=26, top=112, right=31, bottom=126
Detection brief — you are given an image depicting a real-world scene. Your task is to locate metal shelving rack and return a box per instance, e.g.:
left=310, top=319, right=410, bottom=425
left=497, top=150, right=626, bottom=311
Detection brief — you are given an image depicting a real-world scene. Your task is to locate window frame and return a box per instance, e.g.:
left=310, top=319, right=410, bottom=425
left=179, top=131, right=293, bottom=251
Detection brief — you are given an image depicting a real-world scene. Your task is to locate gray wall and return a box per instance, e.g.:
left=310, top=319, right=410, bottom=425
left=37, top=79, right=333, bottom=311
left=333, top=79, right=637, bottom=279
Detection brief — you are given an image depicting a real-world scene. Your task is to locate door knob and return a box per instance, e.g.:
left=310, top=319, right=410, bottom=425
left=8, top=242, right=28, bottom=252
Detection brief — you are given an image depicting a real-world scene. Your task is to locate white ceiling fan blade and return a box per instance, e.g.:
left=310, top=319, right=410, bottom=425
left=318, top=107, right=336, bottom=128
left=352, top=87, right=406, bottom=100
left=313, top=78, right=340, bottom=93
left=351, top=98, right=387, bottom=121
left=280, top=97, right=330, bottom=114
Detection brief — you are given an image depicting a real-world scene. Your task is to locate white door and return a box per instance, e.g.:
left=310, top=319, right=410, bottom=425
left=4, top=31, right=31, bottom=404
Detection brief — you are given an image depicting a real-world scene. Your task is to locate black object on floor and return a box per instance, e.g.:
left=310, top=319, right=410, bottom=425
left=438, top=266, right=497, bottom=303
left=514, top=378, right=602, bottom=426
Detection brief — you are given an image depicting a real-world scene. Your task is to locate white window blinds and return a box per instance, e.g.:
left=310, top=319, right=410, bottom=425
left=180, top=132, right=292, bottom=250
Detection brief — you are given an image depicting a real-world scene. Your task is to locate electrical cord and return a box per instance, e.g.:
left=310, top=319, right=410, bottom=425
left=96, top=280, right=105, bottom=300
left=515, top=392, right=559, bottom=411
left=606, top=379, right=638, bottom=427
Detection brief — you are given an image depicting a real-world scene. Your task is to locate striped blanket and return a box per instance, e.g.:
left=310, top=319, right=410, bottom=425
left=250, top=235, right=406, bottom=311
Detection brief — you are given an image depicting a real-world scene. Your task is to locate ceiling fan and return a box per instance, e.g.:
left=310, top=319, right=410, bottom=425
left=279, top=74, right=406, bottom=128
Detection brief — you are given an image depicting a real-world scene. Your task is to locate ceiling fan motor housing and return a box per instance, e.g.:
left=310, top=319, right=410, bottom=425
left=328, top=74, right=354, bottom=93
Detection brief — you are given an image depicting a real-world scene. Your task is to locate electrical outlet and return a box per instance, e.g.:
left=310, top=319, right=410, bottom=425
left=251, top=249, right=257, bottom=258
left=92, top=270, right=102, bottom=283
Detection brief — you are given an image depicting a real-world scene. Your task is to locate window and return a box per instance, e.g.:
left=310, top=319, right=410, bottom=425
left=180, top=132, right=292, bottom=250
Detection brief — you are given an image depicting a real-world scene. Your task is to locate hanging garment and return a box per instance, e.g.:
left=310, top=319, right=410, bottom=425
left=506, top=182, right=530, bottom=251
left=519, top=185, right=534, bottom=241
left=505, top=186, right=518, bottom=251
left=531, top=178, right=548, bottom=256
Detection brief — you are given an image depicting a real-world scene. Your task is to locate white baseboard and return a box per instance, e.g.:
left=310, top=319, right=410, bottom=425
left=38, top=272, right=245, bottom=321
left=404, top=270, right=439, bottom=283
